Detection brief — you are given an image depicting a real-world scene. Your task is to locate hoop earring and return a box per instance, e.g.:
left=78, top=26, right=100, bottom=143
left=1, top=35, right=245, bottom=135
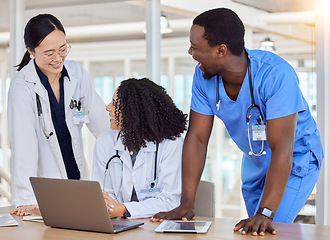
left=30, top=55, right=34, bottom=59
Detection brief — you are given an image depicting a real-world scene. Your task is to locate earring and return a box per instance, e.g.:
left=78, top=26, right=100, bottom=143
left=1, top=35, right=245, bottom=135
left=30, top=54, right=34, bottom=59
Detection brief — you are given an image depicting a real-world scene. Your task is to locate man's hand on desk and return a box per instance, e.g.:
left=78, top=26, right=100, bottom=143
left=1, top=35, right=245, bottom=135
left=234, top=214, right=276, bottom=236
left=11, top=204, right=38, bottom=216
left=150, top=204, right=195, bottom=222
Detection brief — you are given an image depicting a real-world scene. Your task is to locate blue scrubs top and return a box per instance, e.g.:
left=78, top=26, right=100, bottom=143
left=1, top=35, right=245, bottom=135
left=191, top=49, right=323, bottom=192
left=35, top=63, right=80, bottom=179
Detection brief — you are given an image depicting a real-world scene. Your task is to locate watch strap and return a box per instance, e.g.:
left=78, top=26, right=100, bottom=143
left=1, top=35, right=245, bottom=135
left=257, top=207, right=274, bottom=220
left=123, top=210, right=131, bottom=218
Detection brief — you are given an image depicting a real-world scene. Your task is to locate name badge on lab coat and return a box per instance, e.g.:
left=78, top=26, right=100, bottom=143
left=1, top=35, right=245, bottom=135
left=252, top=125, right=267, bottom=141
left=73, top=111, right=90, bottom=124
left=139, top=187, right=162, bottom=199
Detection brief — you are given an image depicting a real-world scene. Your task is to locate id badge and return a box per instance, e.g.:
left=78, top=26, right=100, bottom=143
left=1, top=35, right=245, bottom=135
left=139, top=187, right=162, bottom=199
left=73, top=111, right=90, bottom=124
left=252, top=125, right=267, bottom=141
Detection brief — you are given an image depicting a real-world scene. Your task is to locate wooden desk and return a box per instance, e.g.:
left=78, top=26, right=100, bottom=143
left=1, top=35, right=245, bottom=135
left=1, top=206, right=330, bottom=240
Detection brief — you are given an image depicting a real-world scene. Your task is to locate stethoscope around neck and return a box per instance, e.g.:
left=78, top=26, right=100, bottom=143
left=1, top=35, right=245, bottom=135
left=36, top=94, right=53, bottom=139
left=36, top=94, right=81, bottom=139
left=36, top=87, right=83, bottom=140
left=102, top=132, right=159, bottom=199
left=216, top=51, right=266, bottom=156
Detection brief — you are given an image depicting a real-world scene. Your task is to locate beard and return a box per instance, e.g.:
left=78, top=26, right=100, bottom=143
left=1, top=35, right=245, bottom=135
left=202, top=70, right=217, bottom=80
left=198, top=62, right=217, bottom=80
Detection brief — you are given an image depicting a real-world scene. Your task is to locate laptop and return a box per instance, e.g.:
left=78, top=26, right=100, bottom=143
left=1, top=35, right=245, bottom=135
left=29, top=177, right=144, bottom=234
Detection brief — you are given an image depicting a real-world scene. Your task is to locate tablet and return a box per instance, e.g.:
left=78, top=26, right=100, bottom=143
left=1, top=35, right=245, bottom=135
left=155, top=220, right=212, bottom=233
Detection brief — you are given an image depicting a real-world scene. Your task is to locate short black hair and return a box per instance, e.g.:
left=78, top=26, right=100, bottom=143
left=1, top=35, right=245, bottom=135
left=193, top=8, right=245, bottom=56
left=115, top=78, right=187, bottom=152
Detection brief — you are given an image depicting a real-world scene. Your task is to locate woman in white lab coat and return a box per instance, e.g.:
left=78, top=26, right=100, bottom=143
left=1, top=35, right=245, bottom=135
left=8, top=14, right=109, bottom=216
left=92, top=78, right=187, bottom=219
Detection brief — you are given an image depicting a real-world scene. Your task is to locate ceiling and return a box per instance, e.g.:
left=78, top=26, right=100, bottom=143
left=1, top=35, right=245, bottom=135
left=233, top=0, right=315, bottom=12
left=0, top=0, right=317, bottom=61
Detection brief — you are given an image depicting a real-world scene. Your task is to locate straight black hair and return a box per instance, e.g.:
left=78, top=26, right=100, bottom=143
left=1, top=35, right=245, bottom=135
left=16, top=14, right=65, bottom=71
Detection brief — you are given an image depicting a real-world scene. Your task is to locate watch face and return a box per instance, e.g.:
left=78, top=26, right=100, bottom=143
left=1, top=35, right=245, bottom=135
left=257, top=207, right=274, bottom=219
left=123, top=210, right=131, bottom=218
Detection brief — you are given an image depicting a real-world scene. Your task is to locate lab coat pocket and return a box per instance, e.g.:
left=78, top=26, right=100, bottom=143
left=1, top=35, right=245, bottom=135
left=37, top=172, right=62, bottom=179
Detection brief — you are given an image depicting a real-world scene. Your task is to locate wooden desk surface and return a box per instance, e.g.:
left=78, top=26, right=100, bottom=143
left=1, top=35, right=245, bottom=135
left=1, top=206, right=330, bottom=240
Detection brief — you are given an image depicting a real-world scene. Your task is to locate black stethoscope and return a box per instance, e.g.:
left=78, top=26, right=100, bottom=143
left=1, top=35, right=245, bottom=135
left=102, top=132, right=159, bottom=198
left=36, top=94, right=53, bottom=139
left=216, top=51, right=266, bottom=156
left=36, top=95, right=82, bottom=139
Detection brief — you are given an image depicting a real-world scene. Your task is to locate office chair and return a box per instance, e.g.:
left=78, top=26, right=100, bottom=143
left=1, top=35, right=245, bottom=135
left=194, top=180, right=215, bottom=217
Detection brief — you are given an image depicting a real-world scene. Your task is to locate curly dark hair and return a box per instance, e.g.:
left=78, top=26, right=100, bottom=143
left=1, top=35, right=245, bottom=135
left=114, top=78, right=187, bottom=152
left=193, top=8, right=245, bottom=56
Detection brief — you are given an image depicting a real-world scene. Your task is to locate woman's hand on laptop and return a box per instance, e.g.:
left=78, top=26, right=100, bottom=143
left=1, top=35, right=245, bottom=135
left=11, top=204, right=38, bottom=216
left=103, top=191, right=127, bottom=218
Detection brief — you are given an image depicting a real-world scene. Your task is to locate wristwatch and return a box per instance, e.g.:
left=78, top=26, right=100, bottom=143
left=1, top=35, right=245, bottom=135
left=257, top=207, right=274, bottom=220
left=123, top=210, right=131, bottom=218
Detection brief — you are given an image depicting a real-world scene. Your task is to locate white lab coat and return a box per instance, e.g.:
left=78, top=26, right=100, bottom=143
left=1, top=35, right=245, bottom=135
left=92, top=130, right=183, bottom=219
left=7, top=59, right=109, bottom=207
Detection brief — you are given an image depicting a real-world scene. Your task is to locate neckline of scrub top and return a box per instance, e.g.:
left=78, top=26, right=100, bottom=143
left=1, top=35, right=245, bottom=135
left=217, top=69, right=249, bottom=105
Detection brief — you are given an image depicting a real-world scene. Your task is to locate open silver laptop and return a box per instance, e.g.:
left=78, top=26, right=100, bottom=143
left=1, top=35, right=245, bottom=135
left=29, top=177, right=144, bottom=234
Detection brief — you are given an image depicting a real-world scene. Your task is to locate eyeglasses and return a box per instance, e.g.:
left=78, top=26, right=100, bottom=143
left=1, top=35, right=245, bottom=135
left=43, top=43, right=71, bottom=62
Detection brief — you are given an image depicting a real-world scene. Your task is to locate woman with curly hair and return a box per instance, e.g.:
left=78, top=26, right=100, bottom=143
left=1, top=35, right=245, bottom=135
left=92, top=78, right=187, bottom=219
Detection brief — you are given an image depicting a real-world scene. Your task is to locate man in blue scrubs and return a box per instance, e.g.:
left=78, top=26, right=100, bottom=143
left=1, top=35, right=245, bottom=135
left=152, top=8, right=323, bottom=236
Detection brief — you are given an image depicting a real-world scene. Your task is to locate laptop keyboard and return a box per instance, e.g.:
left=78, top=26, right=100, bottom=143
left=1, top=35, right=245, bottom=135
left=113, top=224, right=129, bottom=229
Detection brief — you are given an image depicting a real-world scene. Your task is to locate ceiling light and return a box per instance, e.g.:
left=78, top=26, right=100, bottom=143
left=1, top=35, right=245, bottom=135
left=160, top=14, right=172, bottom=34
left=144, top=13, right=172, bottom=34
left=259, top=37, right=276, bottom=53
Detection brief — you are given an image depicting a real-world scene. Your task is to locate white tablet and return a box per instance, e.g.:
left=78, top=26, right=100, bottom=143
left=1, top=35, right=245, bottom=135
left=155, top=220, right=212, bottom=233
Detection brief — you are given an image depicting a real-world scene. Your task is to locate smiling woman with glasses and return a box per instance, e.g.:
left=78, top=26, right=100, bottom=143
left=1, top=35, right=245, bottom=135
left=8, top=14, right=109, bottom=216
left=43, top=43, right=71, bottom=62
